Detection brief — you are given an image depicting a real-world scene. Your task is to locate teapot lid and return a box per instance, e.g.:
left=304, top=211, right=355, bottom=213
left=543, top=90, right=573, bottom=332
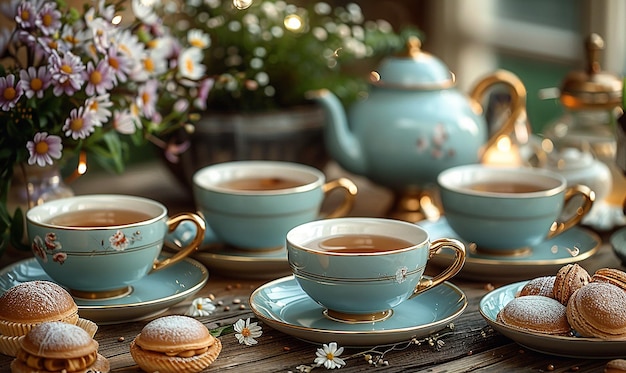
left=559, top=33, right=622, bottom=109
left=369, top=37, right=455, bottom=89
left=546, top=147, right=594, bottom=171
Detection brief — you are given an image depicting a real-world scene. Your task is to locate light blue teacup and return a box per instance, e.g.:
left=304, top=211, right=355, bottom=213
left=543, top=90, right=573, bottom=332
left=193, top=161, right=357, bottom=251
left=26, top=194, right=205, bottom=298
left=438, top=164, right=595, bottom=254
left=287, top=218, right=465, bottom=323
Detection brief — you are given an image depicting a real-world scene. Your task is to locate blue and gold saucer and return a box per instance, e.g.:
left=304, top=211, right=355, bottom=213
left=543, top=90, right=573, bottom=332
left=250, top=275, right=467, bottom=347
left=0, top=257, right=208, bottom=324
left=419, top=217, right=601, bottom=282
left=167, top=221, right=290, bottom=279
left=480, top=281, right=626, bottom=358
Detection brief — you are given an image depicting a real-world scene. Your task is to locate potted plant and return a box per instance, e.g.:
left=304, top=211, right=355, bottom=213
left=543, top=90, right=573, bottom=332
left=0, top=0, right=211, bottom=253
left=161, top=0, right=421, bottom=186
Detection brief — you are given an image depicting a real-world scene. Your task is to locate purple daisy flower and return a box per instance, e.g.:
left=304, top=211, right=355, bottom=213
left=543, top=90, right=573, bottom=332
left=19, top=66, right=52, bottom=99
left=63, top=106, right=96, bottom=139
left=85, top=94, right=113, bottom=126
left=86, top=15, right=113, bottom=54
left=0, top=74, right=24, bottom=111
left=26, top=132, right=63, bottom=167
left=15, top=1, right=38, bottom=29
left=36, top=1, right=62, bottom=36
left=49, top=51, right=85, bottom=96
left=35, top=34, right=58, bottom=54
left=106, top=46, right=133, bottom=84
left=137, top=79, right=158, bottom=119
left=84, top=60, right=115, bottom=96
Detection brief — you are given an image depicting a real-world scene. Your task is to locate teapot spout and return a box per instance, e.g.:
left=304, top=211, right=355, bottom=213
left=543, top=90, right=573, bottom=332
left=306, top=89, right=367, bottom=175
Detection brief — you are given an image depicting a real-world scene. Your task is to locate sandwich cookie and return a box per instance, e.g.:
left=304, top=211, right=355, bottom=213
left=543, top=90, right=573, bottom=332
left=130, top=315, right=222, bottom=373
left=10, top=321, right=109, bottom=373
left=0, top=281, right=97, bottom=357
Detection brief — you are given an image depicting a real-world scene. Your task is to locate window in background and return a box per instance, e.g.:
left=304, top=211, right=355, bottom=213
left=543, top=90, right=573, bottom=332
left=425, top=0, right=625, bottom=133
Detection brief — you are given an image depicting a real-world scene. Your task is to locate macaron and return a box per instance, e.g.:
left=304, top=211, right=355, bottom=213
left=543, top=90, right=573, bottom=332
left=553, top=264, right=591, bottom=305
left=591, top=268, right=626, bottom=291
left=606, top=359, right=626, bottom=373
left=496, top=295, right=571, bottom=335
left=566, top=282, right=626, bottom=339
left=518, top=276, right=555, bottom=298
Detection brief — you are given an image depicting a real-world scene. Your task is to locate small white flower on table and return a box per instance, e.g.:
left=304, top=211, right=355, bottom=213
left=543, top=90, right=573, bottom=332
left=314, top=342, right=346, bottom=369
left=185, top=297, right=217, bottom=317
left=234, top=318, right=262, bottom=346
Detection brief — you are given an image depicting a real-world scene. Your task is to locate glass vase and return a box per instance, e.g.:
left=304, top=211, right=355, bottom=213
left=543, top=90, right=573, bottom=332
left=7, top=164, right=74, bottom=214
left=6, top=163, right=74, bottom=250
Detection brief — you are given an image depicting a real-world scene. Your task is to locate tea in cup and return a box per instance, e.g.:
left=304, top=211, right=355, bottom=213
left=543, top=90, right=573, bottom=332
left=193, top=161, right=357, bottom=251
left=286, top=217, right=465, bottom=322
left=26, top=194, right=205, bottom=298
left=437, top=164, right=595, bottom=253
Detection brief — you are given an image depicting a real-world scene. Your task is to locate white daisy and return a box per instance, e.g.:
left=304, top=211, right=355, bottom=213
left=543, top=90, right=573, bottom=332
left=178, top=47, right=205, bottom=80
left=113, top=107, right=141, bottom=135
left=132, top=0, right=160, bottom=25
left=234, top=318, right=262, bottom=346
left=314, top=342, right=346, bottom=369
left=185, top=297, right=217, bottom=317
left=85, top=94, right=113, bottom=126
left=187, top=29, right=211, bottom=49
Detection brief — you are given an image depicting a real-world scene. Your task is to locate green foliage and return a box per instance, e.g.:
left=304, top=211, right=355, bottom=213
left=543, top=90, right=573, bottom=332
left=170, top=0, right=421, bottom=113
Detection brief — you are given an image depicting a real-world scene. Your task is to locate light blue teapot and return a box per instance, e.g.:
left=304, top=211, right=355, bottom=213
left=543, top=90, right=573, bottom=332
left=309, top=37, right=527, bottom=219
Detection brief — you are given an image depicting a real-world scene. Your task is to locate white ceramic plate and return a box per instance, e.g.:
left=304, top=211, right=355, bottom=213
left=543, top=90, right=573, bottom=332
left=166, top=221, right=291, bottom=279
left=480, top=281, right=626, bottom=359
left=0, top=257, right=208, bottom=324
left=250, top=275, right=467, bottom=347
left=419, top=218, right=601, bottom=282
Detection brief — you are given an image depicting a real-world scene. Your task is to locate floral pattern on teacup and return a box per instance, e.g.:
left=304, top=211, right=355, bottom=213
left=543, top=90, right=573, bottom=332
left=395, top=266, right=409, bottom=284
left=31, top=230, right=142, bottom=264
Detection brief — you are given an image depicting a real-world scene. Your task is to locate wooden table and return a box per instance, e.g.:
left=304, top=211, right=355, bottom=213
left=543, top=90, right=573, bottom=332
left=0, top=162, right=623, bottom=372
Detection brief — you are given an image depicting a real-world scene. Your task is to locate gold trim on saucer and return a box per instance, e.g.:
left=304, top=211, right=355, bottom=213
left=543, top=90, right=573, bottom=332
left=470, top=243, right=533, bottom=257
left=225, top=245, right=284, bottom=254
left=70, top=286, right=133, bottom=300
left=323, top=309, right=393, bottom=323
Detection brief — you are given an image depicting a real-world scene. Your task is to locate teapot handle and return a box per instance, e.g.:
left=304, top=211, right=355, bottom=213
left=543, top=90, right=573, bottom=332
left=468, top=70, right=528, bottom=161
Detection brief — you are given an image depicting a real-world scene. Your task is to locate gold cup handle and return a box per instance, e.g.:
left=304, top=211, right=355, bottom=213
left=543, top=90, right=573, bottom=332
left=152, top=213, right=206, bottom=271
left=546, top=184, right=595, bottom=240
left=410, top=238, right=466, bottom=298
left=468, top=69, right=528, bottom=161
left=322, top=177, right=358, bottom=218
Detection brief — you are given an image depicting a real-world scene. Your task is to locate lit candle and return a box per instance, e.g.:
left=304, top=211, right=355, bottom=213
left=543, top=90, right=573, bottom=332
left=481, top=135, right=523, bottom=166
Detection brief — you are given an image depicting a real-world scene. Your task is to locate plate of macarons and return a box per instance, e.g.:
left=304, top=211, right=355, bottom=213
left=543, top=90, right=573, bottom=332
left=479, top=264, right=626, bottom=359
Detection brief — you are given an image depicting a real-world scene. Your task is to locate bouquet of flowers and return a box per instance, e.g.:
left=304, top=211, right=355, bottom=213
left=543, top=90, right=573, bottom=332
left=0, top=0, right=212, bottom=251
left=169, top=0, right=420, bottom=112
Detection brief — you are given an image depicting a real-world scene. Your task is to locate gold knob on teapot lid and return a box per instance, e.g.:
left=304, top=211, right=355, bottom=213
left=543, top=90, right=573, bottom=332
left=559, top=33, right=622, bottom=109
left=403, top=36, right=423, bottom=58
left=370, top=36, right=455, bottom=89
